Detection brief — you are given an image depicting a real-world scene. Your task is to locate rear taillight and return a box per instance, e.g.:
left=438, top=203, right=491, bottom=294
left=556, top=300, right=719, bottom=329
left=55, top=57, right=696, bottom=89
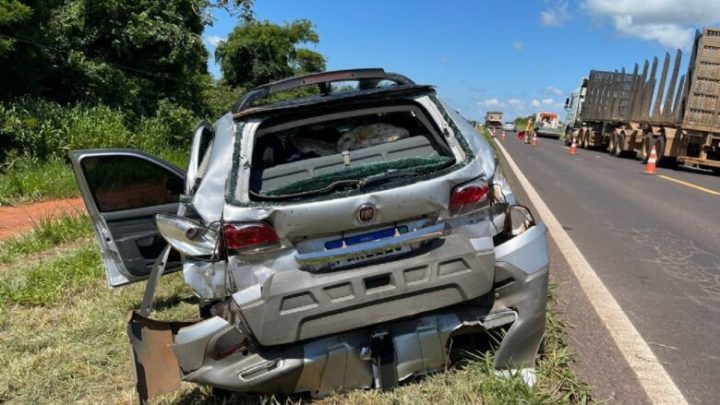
left=449, top=181, right=490, bottom=215
left=222, top=222, right=279, bottom=253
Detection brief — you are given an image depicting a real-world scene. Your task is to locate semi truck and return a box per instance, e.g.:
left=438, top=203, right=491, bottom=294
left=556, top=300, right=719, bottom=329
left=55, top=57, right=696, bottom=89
left=563, top=79, right=586, bottom=143
left=485, top=111, right=503, bottom=129
left=565, top=27, right=720, bottom=172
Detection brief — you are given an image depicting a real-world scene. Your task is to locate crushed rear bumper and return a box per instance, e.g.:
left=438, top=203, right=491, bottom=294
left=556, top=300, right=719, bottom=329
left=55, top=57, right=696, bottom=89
left=127, top=224, right=548, bottom=401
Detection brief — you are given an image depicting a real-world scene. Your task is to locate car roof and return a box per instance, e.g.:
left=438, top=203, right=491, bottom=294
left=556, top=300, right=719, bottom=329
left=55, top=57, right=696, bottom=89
left=232, top=84, right=436, bottom=119
left=231, top=68, right=434, bottom=119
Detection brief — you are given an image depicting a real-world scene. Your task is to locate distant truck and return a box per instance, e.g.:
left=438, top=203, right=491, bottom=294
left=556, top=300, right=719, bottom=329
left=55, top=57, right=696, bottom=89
left=485, top=111, right=503, bottom=128
left=533, top=112, right=562, bottom=138
left=565, top=27, right=720, bottom=172
left=563, top=80, right=587, bottom=143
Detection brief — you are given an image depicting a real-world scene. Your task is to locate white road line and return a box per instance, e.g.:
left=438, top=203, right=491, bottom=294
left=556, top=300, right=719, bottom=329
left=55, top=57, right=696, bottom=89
left=494, top=139, right=687, bottom=405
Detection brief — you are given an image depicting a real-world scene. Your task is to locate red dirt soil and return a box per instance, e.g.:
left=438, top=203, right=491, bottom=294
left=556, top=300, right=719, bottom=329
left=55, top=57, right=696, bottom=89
left=0, top=198, right=86, bottom=240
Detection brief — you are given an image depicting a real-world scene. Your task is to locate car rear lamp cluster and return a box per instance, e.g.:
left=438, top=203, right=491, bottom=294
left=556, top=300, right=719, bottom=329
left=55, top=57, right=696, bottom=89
left=222, top=222, right=279, bottom=253
left=449, top=181, right=490, bottom=215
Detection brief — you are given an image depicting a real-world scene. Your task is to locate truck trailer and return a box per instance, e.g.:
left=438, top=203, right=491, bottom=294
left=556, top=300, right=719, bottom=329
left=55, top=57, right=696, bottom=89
left=565, top=27, right=720, bottom=172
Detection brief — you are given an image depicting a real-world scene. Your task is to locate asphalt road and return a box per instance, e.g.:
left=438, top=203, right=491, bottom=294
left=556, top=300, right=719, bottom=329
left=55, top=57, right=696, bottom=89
left=499, top=132, right=720, bottom=404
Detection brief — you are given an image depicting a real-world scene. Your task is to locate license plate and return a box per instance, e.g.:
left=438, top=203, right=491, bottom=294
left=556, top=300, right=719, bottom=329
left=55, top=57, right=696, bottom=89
left=325, top=225, right=409, bottom=250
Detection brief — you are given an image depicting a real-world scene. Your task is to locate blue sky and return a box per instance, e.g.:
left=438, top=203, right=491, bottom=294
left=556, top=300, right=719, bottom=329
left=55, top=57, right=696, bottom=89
left=202, top=0, right=720, bottom=121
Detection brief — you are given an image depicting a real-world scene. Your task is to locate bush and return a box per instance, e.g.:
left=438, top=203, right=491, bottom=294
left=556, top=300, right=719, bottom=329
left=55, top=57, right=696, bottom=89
left=0, top=99, right=66, bottom=161
left=137, top=99, right=198, bottom=153
left=0, top=98, right=198, bottom=203
left=0, top=98, right=200, bottom=163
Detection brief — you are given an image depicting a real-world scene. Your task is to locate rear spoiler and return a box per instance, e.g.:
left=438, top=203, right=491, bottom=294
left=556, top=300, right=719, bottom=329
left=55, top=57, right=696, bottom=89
left=232, top=68, right=415, bottom=113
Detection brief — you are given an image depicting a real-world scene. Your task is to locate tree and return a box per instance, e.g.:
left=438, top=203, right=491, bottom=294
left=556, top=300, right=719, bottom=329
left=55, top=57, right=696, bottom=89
left=0, top=0, right=212, bottom=117
left=46, top=0, right=209, bottom=116
left=215, top=19, right=326, bottom=89
left=0, top=0, right=32, bottom=56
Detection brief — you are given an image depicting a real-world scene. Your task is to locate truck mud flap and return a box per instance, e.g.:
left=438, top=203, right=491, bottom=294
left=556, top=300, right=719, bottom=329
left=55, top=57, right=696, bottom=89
left=126, top=311, right=195, bottom=403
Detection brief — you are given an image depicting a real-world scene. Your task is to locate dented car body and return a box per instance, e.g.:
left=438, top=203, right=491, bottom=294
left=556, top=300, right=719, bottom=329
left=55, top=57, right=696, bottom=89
left=70, top=69, right=549, bottom=401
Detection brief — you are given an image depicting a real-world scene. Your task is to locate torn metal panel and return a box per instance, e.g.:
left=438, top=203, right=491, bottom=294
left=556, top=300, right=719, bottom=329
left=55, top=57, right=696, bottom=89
left=191, top=113, right=235, bottom=223
left=127, top=311, right=194, bottom=403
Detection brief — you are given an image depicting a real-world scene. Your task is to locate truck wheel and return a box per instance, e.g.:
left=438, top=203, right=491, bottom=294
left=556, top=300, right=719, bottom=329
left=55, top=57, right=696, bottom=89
left=613, top=134, right=625, bottom=157
left=639, top=135, right=651, bottom=163
left=653, top=136, right=677, bottom=168
left=608, top=133, right=616, bottom=153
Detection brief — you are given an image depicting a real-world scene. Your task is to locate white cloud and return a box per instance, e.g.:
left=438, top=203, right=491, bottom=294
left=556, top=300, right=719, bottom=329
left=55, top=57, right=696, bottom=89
left=204, top=35, right=226, bottom=48
left=585, top=0, right=720, bottom=49
left=508, top=98, right=524, bottom=108
left=512, top=41, right=525, bottom=51
left=542, top=98, right=555, bottom=105
left=478, top=98, right=506, bottom=109
left=545, top=86, right=563, bottom=96
left=540, top=2, right=572, bottom=27
left=531, top=99, right=542, bottom=108
left=612, top=17, right=694, bottom=49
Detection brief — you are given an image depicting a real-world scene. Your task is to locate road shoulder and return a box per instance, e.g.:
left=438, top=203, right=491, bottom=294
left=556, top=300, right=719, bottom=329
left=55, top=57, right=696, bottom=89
left=496, top=138, right=652, bottom=404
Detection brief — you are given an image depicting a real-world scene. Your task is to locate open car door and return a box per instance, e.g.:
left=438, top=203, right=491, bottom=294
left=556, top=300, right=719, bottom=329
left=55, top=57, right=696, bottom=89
left=70, top=149, right=186, bottom=287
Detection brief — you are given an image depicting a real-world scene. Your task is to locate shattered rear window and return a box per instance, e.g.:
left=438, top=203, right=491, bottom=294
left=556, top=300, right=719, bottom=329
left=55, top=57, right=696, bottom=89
left=247, top=106, right=455, bottom=201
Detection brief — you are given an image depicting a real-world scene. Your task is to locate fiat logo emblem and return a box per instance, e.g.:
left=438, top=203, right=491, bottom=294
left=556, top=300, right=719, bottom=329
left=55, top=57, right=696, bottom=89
left=356, top=203, right=376, bottom=222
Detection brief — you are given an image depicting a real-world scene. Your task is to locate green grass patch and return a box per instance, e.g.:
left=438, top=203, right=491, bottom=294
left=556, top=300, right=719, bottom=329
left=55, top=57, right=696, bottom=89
left=0, top=157, right=78, bottom=205
left=0, top=214, right=93, bottom=265
left=0, top=149, right=188, bottom=205
left=0, top=242, right=198, bottom=403
left=0, top=239, right=590, bottom=403
left=0, top=244, right=103, bottom=306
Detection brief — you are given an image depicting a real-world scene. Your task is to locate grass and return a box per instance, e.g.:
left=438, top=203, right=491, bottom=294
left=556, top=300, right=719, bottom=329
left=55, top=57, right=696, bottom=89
left=0, top=230, right=591, bottom=405
left=0, top=213, right=93, bottom=265
left=0, top=243, right=199, bottom=404
left=0, top=149, right=189, bottom=205
left=0, top=157, right=78, bottom=205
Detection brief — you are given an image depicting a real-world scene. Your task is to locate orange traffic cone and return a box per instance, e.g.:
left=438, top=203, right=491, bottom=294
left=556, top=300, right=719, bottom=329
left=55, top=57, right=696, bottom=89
left=501, top=130, right=506, bottom=141
left=644, top=144, right=657, bottom=174
left=569, top=138, right=577, bottom=155
left=532, top=133, right=538, bottom=146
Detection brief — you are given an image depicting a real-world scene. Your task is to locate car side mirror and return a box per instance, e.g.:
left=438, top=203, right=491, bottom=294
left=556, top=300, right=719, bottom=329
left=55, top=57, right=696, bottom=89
left=503, top=205, right=536, bottom=237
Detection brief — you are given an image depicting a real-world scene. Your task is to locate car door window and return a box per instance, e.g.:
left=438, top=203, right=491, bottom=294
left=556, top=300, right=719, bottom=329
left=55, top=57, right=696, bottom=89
left=82, top=155, right=184, bottom=212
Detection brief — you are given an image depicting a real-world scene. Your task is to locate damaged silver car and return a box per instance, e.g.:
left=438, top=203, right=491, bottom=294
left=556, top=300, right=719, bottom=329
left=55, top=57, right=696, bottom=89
left=70, top=69, right=549, bottom=402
